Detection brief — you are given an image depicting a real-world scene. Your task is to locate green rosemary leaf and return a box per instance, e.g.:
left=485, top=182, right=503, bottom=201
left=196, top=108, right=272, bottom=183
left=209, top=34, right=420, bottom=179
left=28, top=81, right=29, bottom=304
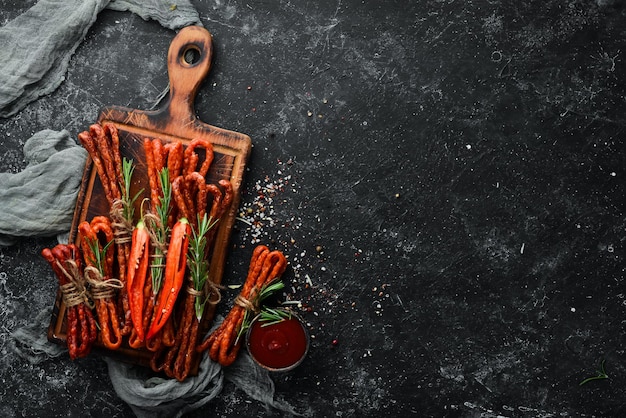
left=150, top=168, right=172, bottom=294
left=234, top=277, right=288, bottom=344
left=121, top=158, right=139, bottom=223
left=258, top=279, right=285, bottom=302
left=187, top=213, right=218, bottom=321
left=235, top=309, right=252, bottom=345
left=87, top=237, right=113, bottom=276
left=579, top=359, right=609, bottom=386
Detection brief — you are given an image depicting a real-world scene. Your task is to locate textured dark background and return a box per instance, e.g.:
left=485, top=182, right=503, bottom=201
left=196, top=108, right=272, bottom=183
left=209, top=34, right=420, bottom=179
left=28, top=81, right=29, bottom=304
left=1, top=1, right=625, bottom=416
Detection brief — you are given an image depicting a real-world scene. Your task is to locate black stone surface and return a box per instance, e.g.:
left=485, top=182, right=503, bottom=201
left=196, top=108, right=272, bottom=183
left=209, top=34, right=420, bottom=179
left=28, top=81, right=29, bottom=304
left=1, top=1, right=625, bottom=417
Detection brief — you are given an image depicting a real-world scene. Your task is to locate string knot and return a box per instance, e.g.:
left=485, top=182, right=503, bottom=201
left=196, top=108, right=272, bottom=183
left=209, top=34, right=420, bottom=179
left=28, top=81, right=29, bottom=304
left=84, top=266, right=123, bottom=300
left=234, top=286, right=260, bottom=314
left=56, top=259, right=93, bottom=309
left=110, top=199, right=133, bottom=245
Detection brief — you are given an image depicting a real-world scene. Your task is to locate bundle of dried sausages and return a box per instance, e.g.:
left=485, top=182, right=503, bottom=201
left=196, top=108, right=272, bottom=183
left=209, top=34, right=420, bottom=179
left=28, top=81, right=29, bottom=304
left=143, top=137, right=234, bottom=380
left=42, top=244, right=97, bottom=360
left=45, top=123, right=240, bottom=378
left=78, top=123, right=134, bottom=336
left=78, top=216, right=123, bottom=350
left=197, top=245, right=288, bottom=367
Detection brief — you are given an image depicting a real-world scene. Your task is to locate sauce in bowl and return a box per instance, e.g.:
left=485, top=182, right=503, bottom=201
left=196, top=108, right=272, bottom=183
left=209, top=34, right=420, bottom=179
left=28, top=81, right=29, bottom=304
left=246, top=310, right=309, bottom=371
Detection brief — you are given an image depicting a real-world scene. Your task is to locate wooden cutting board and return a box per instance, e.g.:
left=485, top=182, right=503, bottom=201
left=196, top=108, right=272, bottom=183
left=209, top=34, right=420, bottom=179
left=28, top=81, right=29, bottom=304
left=47, top=26, right=252, bottom=367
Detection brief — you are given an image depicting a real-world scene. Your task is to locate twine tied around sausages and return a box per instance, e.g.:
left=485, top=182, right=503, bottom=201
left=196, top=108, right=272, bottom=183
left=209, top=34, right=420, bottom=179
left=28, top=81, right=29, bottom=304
left=144, top=212, right=168, bottom=264
left=110, top=199, right=134, bottom=246
left=84, top=266, right=124, bottom=300
left=234, top=286, right=261, bottom=315
left=143, top=211, right=172, bottom=296
left=186, top=278, right=223, bottom=326
left=196, top=246, right=288, bottom=367
left=56, top=259, right=93, bottom=309
left=206, top=279, right=224, bottom=304
left=231, top=278, right=287, bottom=347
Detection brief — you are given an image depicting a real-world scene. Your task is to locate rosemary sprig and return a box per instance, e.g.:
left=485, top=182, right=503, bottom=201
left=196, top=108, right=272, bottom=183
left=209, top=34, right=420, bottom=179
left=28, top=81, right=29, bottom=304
left=579, top=359, right=609, bottom=386
left=258, top=307, right=292, bottom=327
left=258, top=279, right=285, bottom=302
left=187, top=213, right=218, bottom=321
left=150, top=168, right=172, bottom=294
left=120, top=157, right=141, bottom=224
left=87, top=237, right=114, bottom=276
left=235, top=279, right=286, bottom=344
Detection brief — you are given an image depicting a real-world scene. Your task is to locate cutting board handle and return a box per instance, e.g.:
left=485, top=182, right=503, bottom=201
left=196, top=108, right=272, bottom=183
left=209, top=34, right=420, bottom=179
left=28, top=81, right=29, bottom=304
left=165, top=26, right=213, bottom=126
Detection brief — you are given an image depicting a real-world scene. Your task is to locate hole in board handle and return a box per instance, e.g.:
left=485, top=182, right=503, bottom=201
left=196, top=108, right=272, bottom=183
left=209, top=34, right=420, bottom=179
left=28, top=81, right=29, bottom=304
left=182, top=45, right=201, bottom=66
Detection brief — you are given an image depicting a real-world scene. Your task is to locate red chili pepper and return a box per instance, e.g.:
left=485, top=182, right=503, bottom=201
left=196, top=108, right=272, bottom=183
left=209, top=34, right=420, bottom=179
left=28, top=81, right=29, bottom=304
left=146, top=218, right=190, bottom=340
left=126, top=219, right=150, bottom=341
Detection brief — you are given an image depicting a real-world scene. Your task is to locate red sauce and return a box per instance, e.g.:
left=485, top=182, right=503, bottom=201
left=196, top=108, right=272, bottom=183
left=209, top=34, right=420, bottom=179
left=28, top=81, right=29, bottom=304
left=247, top=315, right=308, bottom=370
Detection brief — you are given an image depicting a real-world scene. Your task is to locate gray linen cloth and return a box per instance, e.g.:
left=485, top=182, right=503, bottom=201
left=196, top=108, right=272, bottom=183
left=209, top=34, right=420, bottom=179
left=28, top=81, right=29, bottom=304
left=0, top=0, right=201, bottom=118
left=12, top=311, right=297, bottom=417
left=106, top=317, right=298, bottom=418
left=0, top=129, right=86, bottom=245
left=3, top=2, right=298, bottom=416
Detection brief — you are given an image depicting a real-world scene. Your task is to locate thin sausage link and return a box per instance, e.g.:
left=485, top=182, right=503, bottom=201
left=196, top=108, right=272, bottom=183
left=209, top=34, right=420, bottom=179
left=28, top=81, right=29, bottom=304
left=91, top=124, right=120, bottom=201
left=103, top=123, right=123, bottom=194
left=172, top=175, right=190, bottom=220
left=165, top=141, right=183, bottom=179
left=78, top=131, right=114, bottom=204
left=144, top=138, right=160, bottom=209
left=184, top=138, right=214, bottom=177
